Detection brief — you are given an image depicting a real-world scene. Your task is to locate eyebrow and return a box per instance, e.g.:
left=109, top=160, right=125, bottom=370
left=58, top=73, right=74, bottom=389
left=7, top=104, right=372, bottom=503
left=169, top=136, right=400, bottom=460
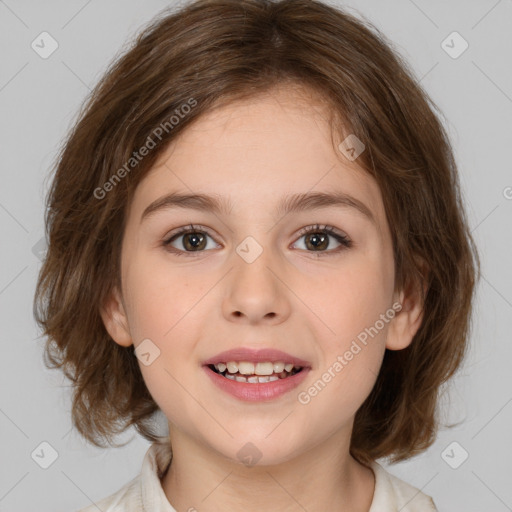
left=140, top=190, right=375, bottom=225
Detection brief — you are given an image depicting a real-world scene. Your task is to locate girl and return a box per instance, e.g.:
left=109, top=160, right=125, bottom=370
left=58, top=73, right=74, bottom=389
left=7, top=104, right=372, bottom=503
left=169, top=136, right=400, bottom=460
left=34, top=0, right=479, bottom=510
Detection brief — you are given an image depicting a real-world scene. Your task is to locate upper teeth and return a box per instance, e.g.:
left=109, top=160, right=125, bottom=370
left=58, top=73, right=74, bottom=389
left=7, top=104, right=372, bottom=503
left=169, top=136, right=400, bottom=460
left=215, top=361, right=296, bottom=375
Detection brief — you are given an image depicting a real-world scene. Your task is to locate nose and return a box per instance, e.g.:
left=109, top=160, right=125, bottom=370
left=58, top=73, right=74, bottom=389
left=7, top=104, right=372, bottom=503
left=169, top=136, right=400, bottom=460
left=222, top=246, right=292, bottom=325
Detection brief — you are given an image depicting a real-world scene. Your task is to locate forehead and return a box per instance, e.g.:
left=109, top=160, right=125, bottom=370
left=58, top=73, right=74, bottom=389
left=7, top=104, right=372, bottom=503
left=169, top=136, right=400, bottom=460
left=129, top=86, right=386, bottom=229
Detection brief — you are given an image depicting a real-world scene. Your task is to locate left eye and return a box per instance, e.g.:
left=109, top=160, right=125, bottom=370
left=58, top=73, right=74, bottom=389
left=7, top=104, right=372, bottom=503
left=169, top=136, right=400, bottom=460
left=292, top=224, right=352, bottom=254
left=162, top=223, right=352, bottom=256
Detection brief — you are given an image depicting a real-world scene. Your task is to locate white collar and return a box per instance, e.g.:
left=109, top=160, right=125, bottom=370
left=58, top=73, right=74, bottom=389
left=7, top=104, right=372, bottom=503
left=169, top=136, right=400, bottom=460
left=137, top=442, right=437, bottom=511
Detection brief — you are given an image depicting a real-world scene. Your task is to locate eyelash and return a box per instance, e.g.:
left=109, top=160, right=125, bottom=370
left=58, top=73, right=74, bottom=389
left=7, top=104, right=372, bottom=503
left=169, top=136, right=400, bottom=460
left=162, top=223, right=352, bottom=257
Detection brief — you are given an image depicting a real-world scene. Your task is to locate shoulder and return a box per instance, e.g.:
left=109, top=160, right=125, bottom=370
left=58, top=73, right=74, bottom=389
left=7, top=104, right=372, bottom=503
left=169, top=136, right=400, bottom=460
left=369, top=461, right=439, bottom=512
left=74, top=475, right=142, bottom=512
left=74, top=442, right=174, bottom=512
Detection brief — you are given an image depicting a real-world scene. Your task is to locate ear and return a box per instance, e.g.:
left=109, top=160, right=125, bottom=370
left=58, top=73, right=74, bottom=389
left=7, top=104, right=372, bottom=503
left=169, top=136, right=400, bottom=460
left=99, top=285, right=133, bottom=347
left=386, top=259, right=429, bottom=351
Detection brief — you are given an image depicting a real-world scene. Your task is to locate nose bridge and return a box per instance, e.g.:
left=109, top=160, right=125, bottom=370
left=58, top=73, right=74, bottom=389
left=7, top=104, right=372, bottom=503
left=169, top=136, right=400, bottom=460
left=234, top=238, right=276, bottom=287
left=222, top=234, right=290, bottom=324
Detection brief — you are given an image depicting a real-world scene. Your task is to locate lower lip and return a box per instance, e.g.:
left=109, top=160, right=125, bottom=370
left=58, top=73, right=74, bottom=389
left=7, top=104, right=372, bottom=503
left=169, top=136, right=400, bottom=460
left=203, top=365, right=311, bottom=402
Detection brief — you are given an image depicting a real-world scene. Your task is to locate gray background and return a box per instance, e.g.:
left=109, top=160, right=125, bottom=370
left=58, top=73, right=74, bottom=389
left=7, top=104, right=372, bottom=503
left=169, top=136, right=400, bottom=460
left=1, top=0, right=511, bottom=510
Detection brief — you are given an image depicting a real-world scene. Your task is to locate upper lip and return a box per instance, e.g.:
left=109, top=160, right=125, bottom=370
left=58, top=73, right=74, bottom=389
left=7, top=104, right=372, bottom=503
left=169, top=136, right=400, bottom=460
left=203, top=348, right=311, bottom=367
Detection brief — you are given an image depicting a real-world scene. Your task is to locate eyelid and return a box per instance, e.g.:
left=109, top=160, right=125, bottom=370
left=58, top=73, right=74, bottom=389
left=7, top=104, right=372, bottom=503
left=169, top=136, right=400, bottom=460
left=163, top=223, right=218, bottom=242
left=295, top=223, right=349, bottom=240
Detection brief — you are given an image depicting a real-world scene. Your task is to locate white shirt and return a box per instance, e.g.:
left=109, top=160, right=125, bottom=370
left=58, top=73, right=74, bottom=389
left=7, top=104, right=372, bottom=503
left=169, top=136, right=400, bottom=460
left=77, top=443, right=438, bottom=511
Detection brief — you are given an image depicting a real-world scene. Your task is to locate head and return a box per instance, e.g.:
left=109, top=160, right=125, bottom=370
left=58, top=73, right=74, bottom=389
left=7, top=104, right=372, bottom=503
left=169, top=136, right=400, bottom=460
left=34, top=0, right=479, bottom=466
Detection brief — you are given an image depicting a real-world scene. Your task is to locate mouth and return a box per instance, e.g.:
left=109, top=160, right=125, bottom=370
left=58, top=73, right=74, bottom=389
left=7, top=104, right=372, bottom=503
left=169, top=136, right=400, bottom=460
left=207, top=361, right=304, bottom=383
left=202, top=357, right=311, bottom=401
left=202, top=348, right=311, bottom=401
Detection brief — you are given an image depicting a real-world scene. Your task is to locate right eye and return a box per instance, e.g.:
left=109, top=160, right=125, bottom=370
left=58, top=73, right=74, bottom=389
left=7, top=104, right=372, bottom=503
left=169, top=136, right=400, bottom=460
left=163, top=224, right=220, bottom=256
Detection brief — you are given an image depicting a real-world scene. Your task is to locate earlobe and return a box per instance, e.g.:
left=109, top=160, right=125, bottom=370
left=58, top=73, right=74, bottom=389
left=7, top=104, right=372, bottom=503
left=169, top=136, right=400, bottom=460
left=386, top=261, right=429, bottom=351
left=99, top=286, right=133, bottom=347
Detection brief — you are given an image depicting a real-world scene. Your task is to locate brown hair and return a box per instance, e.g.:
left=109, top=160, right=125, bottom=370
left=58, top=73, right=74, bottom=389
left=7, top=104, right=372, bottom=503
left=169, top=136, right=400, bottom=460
left=33, top=0, right=479, bottom=465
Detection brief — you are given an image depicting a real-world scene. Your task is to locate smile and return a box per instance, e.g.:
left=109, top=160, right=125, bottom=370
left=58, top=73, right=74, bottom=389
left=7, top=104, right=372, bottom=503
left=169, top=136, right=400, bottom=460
left=203, top=362, right=310, bottom=401
left=209, top=361, right=302, bottom=383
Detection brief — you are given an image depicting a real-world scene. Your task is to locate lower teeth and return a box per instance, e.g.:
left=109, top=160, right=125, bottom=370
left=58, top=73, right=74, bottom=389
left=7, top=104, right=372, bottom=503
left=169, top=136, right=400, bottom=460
left=228, top=374, right=280, bottom=383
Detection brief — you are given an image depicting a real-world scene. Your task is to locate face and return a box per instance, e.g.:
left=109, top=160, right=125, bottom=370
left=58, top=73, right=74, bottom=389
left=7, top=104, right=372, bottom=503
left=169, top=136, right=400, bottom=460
left=101, top=85, right=423, bottom=466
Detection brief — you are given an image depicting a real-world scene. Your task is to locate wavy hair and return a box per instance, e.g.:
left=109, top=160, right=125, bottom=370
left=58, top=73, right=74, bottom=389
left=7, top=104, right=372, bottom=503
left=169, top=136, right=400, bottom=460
left=33, top=0, right=479, bottom=465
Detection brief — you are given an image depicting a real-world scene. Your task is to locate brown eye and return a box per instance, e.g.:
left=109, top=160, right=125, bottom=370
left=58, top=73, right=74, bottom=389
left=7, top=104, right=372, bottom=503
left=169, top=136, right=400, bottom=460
left=304, top=232, right=329, bottom=251
left=293, top=224, right=352, bottom=255
left=181, top=232, right=207, bottom=251
left=163, top=225, right=219, bottom=256
left=165, top=230, right=211, bottom=252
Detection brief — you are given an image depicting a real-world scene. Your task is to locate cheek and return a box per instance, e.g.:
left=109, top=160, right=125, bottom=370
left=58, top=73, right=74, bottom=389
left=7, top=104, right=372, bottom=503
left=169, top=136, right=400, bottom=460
left=123, top=252, right=204, bottom=341
left=297, top=245, right=394, bottom=412
left=308, top=249, right=394, bottom=344
left=121, top=252, right=210, bottom=377
left=295, top=258, right=393, bottom=425
left=122, top=261, right=207, bottom=429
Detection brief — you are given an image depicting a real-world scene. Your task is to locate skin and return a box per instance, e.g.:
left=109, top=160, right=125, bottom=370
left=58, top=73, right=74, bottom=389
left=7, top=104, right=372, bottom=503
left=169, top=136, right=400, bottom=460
left=101, top=84, right=425, bottom=512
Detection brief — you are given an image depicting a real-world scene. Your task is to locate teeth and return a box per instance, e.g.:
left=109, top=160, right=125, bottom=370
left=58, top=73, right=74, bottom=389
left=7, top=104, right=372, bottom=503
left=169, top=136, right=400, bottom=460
left=238, top=362, right=255, bottom=375
left=211, top=360, right=304, bottom=384
left=226, top=362, right=238, bottom=374
left=215, top=361, right=300, bottom=376
left=235, top=374, right=280, bottom=383
left=255, top=362, right=274, bottom=375
left=273, top=362, right=285, bottom=373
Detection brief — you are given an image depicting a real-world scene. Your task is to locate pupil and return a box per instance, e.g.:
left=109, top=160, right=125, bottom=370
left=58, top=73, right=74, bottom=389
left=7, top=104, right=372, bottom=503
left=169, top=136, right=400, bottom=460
left=184, top=232, right=205, bottom=251
left=306, top=233, right=328, bottom=250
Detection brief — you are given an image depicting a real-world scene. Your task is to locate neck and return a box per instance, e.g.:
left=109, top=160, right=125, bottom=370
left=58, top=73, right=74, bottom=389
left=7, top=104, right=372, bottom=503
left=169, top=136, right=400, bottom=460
left=160, top=425, right=375, bottom=512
